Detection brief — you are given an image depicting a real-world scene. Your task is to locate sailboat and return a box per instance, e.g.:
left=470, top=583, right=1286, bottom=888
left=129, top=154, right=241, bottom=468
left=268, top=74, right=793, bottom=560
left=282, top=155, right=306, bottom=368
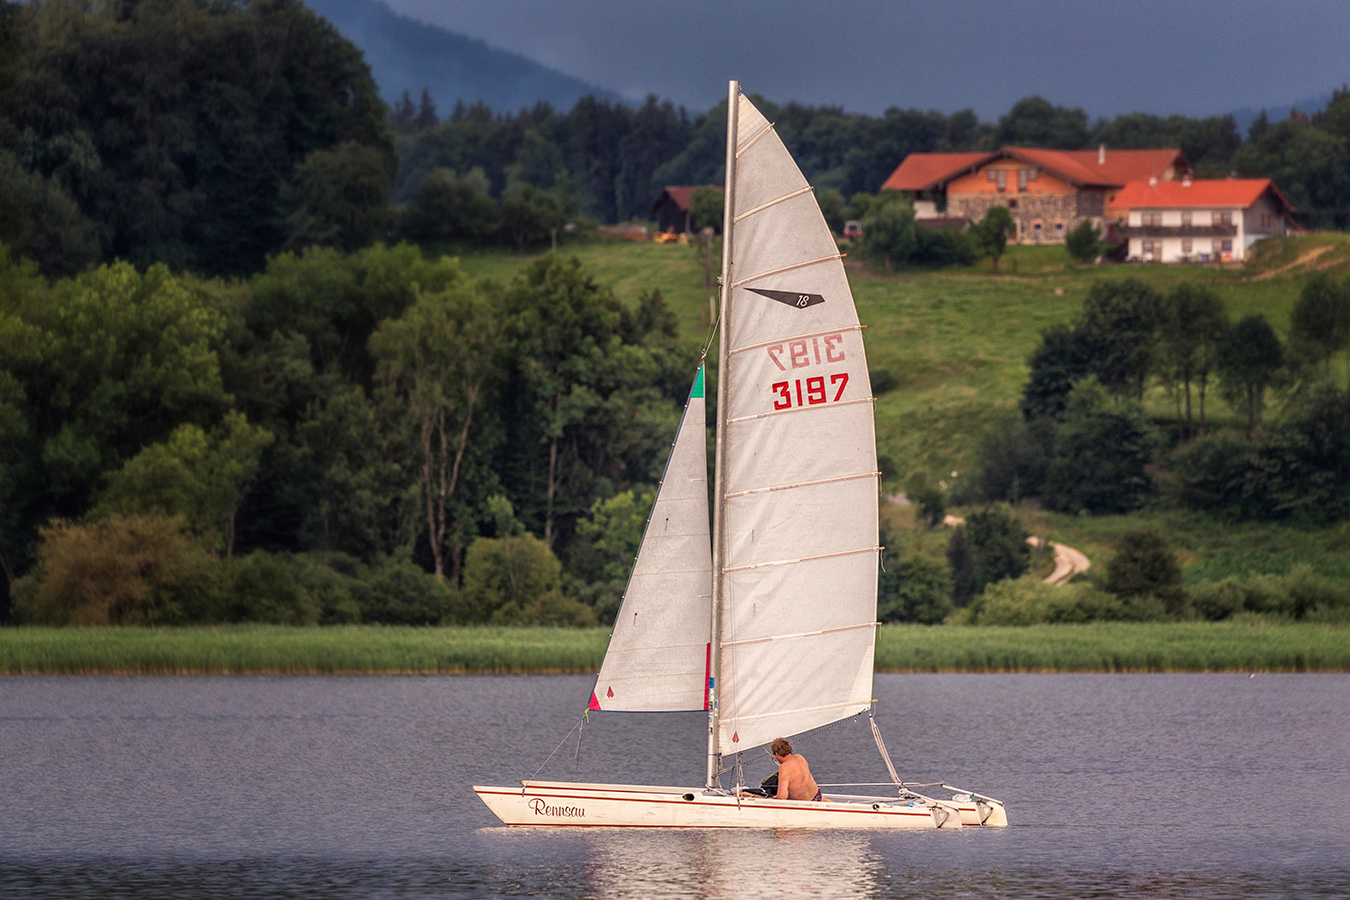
left=473, top=82, right=1007, bottom=829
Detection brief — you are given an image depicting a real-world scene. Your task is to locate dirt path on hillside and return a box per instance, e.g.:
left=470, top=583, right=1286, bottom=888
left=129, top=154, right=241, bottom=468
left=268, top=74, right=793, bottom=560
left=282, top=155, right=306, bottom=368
left=941, top=514, right=1091, bottom=585
left=1251, top=245, right=1334, bottom=280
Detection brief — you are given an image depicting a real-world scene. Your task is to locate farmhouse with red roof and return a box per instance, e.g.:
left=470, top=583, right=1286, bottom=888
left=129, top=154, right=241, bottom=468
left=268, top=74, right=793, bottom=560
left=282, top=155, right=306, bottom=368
left=882, top=145, right=1188, bottom=245
left=1113, top=177, right=1297, bottom=263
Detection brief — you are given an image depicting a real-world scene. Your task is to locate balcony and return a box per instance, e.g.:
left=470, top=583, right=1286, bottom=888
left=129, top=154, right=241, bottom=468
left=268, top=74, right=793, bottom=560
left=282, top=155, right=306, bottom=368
left=1115, top=222, right=1237, bottom=238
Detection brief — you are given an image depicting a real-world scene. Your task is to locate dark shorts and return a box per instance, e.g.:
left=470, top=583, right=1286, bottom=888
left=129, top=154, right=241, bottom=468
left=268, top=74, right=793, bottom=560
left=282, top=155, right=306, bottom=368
left=812, top=789, right=822, bottom=802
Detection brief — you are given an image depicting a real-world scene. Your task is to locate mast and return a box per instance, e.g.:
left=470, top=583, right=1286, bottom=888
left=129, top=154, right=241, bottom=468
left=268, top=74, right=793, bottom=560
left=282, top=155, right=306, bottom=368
left=707, top=79, right=738, bottom=791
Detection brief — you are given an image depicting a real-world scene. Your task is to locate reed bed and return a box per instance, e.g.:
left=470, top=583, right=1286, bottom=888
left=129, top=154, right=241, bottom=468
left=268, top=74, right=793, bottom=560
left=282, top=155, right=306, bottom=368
left=2, top=622, right=1347, bottom=675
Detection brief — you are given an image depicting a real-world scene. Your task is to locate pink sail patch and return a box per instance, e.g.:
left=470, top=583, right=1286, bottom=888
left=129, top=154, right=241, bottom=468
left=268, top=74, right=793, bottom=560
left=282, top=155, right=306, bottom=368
left=588, top=692, right=601, bottom=711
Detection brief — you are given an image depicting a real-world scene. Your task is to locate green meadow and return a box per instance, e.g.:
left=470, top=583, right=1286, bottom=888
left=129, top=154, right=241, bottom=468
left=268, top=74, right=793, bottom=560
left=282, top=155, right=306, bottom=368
left=2, top=623, right=1345, bottom=674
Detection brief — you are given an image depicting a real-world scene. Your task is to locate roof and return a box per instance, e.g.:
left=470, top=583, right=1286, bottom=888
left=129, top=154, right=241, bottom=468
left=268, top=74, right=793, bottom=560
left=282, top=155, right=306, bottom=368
left=881, top=152, right=990, bottom=191
left=1113, top=178, right=1295, bottom=214
left=651, top=185, right=721, bottom=212
left=881, top=147, right=1187, bottom=192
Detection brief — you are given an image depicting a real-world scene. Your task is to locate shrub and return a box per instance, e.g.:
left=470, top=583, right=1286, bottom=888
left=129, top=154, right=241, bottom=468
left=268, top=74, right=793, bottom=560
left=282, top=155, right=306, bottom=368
left=1043, top=380, right=1157, bottom=514
left=12, top=514, right=214, bottom=626
left=948, top=506, right=1030, bottom=605
left=1064, top=219, right=1101, bottom=262
left=878, top=553, right=952, bottom=624
left=1103, top=529, right=1186, bottom=614
left=226, top=551, right=321, bottom=625
left=361, top=559, right=460, bottom=625
left=1167, top=430, right=1256, bottom=516
left=965, top=577, right=1162, bottom=625
left=461, top=532, right=595, bottom=626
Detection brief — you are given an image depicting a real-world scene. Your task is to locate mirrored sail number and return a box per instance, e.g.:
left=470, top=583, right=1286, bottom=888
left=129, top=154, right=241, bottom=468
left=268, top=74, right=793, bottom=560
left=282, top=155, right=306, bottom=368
left=766, top=334, right=846, bottom=371
left=771, top=373, right=849, bottom=410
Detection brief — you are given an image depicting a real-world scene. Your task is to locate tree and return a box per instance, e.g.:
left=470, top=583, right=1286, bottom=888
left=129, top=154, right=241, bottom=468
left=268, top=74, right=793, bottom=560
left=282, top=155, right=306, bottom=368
left=1021, top=324, right=1091, bottom=421
left=994, top=97, right=1090, bottom=148
left=1103, top=530, right=1185, bottom=615
left=859, top=194, right=917, bottom=270
left=971, top=205, right=1015, bottom=273
left=1246, top=385, right=1350, bottom=522
left=371, top=277, right=500, bottom=582
left=1160, top=283, right=1227, bottom=440
left=286, top=141, right=395, bottom=254
left=689, top=185, right=724, bottom=232
left=1217, top=314, right=1283, bottom=434
left=878, top=552, right=952, bottom=624
left=1076, top=279, right=1165, bottom=400
left=1064, top=219, right=1101, bottom=263
left=1290, top=273, right=1350, bottom=386
left=96, top=412, right=273, bottom=559
left=461, top=531, right=595, bottom=626
left=499, top=184, right=566, bottom=253
left=401, top=167, right=498, bottom=244
left=1043, top=380, right=1157, bottom=514
left=964, top=507, right=1032, bottom=596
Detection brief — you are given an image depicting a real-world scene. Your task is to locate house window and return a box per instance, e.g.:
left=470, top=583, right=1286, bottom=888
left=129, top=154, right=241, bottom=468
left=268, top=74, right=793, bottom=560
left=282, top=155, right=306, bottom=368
left=1182, top=239, right=1193, bottom=254
left=996, top=170, right=1007, bottom=191
left=1055, top=222, right=1064, bottom=235
left=1033, top=222, right=1043, bottom=241
left=1218, top=211, right=1233, bottom=227
left=1212, top=239, right=1225, bottom=254
left=1018, top=169, right=1028, bottom=191
left=1181, top=211, right=1192, bottom=227
left=1221, top=239, right=1232, bottom=252
left=1143, top=240, right=1156, bottom=260
left=1142, top=211, right=1162, bottom=228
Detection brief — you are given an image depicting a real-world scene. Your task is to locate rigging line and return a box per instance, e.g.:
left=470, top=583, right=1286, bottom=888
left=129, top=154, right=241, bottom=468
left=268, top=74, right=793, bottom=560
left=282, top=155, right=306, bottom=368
left=730, top=253, right=844, bottom=290
left=530, top=712, right=587, bottom=781
left=733, top=186, right=814, bottom=223
left=715, top=709, right=866, bottom=777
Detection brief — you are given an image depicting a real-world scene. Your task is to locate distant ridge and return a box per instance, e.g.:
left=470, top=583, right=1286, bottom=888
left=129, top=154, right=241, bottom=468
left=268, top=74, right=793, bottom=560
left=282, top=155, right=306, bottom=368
left=305, top=0, right=631, bottom=114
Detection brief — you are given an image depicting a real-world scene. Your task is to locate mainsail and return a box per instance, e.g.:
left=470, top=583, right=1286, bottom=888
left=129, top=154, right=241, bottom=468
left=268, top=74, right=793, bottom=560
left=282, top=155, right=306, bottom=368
left=590, top=367, right=713, bottom=712
left=714, top=89, right=880, bottom=753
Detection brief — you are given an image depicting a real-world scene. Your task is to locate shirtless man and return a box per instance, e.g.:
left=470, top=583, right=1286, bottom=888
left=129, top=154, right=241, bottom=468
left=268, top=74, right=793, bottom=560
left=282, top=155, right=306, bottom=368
left=770, top=737, right=822, bottom=802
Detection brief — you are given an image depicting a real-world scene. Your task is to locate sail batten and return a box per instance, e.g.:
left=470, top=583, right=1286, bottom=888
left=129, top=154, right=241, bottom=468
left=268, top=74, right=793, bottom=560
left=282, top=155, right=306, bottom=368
left=734, top=186, right=815, bottom=223
left=730, top=254, right=845, bottom=289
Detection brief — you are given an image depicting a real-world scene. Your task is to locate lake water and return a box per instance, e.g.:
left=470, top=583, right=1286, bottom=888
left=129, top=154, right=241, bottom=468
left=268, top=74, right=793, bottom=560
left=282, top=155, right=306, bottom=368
left=1, top=673, right=1347, bottom=899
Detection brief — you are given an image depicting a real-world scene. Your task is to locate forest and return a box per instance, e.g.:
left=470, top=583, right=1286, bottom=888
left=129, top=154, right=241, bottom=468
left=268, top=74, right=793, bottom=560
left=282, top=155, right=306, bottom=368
left=2, top=0, right=1349, bottom=630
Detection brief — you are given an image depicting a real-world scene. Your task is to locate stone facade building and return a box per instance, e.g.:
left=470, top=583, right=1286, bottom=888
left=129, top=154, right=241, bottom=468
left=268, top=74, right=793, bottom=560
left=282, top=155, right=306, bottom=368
left=882, top=146, right=1188, bottom=245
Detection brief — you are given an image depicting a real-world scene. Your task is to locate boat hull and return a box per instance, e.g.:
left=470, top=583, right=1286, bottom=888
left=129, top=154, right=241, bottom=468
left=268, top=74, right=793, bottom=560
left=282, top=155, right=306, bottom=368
left=473, top=781, right=987, bottom=829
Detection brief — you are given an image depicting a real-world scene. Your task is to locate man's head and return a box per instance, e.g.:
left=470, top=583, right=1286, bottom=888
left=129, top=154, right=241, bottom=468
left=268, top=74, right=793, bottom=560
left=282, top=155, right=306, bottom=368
left=770, top=737, right=792, bottom=759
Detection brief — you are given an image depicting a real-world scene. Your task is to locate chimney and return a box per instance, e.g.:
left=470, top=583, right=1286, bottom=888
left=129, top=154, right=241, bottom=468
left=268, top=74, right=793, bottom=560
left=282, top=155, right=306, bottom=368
left=1098, top=143, right=1106, bottom=165
left=1149, top=176, right=1158, bottom=188
left=1182, top=174, right=1193, bottom=187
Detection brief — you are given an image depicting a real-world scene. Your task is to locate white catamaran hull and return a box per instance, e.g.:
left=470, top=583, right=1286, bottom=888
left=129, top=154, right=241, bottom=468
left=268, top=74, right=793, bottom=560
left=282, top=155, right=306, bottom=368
left=474, top=781, right=1003, bottom=829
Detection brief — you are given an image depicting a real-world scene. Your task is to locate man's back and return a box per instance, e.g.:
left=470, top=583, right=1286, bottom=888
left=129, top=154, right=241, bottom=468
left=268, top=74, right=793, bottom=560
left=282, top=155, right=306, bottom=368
left=775, top=752, right=821, bottom=801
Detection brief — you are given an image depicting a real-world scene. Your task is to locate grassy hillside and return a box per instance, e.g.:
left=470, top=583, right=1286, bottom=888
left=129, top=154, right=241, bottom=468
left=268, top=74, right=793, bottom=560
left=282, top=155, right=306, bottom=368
left=456, top=233, right=1350, bottom=584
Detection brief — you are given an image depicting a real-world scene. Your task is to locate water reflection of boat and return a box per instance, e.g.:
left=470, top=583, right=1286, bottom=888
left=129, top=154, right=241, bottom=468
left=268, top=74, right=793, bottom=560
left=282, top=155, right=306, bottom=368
left=474, top=81, right=1007, bottom=830
left=585, top=829, right=877, bottom=900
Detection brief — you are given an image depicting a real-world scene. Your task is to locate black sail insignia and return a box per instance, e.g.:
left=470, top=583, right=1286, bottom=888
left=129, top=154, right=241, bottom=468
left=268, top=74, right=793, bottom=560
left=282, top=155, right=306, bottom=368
left=745, top=288, right=825, bottom=310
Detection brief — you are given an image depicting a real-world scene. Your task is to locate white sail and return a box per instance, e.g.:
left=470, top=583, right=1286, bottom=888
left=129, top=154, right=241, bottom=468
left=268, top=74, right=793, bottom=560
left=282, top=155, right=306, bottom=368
left=716, top=91, right=880, bottom=752
left=590, top=367, right=713, bottom=712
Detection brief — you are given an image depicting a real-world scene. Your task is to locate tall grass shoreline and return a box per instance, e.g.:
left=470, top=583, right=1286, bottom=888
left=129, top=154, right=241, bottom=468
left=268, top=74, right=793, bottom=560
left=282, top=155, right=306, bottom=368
left=2, top=623, right=1346, bottom=675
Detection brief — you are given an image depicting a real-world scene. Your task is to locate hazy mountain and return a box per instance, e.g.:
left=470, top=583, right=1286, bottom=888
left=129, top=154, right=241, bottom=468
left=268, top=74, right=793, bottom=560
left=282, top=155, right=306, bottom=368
left=304, top=0, right=631, bottom=114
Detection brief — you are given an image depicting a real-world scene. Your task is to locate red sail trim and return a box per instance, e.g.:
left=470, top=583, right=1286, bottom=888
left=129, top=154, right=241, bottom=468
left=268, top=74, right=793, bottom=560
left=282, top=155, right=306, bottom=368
left=589, top=692, right=601, bottom=711
left=704, top=642, right=712, bottom=710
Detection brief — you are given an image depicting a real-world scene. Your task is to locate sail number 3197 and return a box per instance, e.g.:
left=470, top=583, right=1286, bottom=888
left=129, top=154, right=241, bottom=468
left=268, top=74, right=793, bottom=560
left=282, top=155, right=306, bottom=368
left=766, top=333, right=849, bottom=410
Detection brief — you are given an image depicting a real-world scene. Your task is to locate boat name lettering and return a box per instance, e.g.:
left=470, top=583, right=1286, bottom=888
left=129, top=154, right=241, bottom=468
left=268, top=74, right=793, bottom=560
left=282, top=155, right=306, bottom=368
left=772, top=373, right=849, bottom=410
left=767, top=334, right=846, bottom=371
left=528, top=798, right=586, bottom=818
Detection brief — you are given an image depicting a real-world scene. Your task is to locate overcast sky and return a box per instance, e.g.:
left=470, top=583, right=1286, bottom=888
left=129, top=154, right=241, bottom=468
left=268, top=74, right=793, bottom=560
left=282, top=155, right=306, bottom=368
left=382, top=0, right=1347, bottom=119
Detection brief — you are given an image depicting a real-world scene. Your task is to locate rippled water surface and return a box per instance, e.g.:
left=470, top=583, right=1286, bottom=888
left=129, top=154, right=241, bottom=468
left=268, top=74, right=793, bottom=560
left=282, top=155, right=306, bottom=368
left=2, top=673, right=1347, bottom=898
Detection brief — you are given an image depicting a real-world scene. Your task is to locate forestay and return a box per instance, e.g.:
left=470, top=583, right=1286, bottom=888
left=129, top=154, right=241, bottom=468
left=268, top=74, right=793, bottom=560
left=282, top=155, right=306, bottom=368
left=590, top=368, right=713, bottom=712
left=717, top=92, right=880, bottom=752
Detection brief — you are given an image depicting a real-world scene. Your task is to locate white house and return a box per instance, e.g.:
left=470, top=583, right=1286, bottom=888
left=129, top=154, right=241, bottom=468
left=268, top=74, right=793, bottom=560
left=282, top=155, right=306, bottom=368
left=1112, top=178, right=1297, bottom=263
